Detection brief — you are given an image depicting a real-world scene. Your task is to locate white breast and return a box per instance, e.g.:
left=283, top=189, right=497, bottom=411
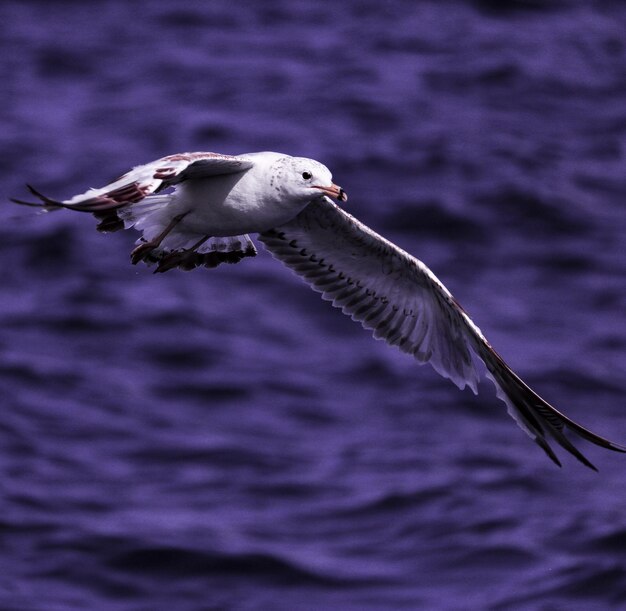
left=176, top=165, right=292, bottom=237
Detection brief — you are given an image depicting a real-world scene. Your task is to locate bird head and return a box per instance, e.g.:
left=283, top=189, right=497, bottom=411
left=279, top=156, right=347, bottom=205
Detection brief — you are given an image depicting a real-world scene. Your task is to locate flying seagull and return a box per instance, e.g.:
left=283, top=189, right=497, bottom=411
left=13, top=150, right=625, bottom=470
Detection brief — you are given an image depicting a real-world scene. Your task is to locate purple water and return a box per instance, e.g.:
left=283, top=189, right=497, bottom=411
left=1, top=1, right=625, bottom=609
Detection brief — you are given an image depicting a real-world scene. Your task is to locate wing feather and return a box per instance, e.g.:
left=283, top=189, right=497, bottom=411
left=259, top=197, right=626, bottom=470
left=13, top=152, right=254, bottom=214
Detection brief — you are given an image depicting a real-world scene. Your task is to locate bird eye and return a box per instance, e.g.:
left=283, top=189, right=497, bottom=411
left=301, top=171, right=312, bottom=180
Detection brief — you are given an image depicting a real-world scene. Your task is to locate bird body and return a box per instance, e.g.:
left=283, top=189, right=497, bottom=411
left=13, top=150, right=624, bottom=470
left=173, top=152, right=332, bottom=236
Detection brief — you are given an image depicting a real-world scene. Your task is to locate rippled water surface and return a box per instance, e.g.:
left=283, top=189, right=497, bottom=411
left=1, top=1, right=625, bottom=609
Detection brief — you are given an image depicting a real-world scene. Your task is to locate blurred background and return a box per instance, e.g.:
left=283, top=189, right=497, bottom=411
left=0, top=1, right=625, bottom=609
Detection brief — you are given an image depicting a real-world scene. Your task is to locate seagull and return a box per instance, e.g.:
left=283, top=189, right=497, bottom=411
left=13, top=150, right=625, bottom=470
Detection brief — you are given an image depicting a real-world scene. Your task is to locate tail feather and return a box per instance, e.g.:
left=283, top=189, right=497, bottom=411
left=117, top=195, right=173, bottom=230
left=154, top=245, right=257, bottom=273
left=91, top=194, right=174, bottom=234
left=137, top=233, right=258, bottom=273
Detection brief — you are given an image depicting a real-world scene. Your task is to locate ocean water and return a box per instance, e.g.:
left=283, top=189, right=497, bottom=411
left=0, top=1, right=625, bottom=609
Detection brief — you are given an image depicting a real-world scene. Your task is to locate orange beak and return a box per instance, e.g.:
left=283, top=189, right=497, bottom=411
left=314, top=183, right=348, bottom=202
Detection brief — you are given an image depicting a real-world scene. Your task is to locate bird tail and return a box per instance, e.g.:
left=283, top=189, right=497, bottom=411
left=135, top=232, right=258, bottom=273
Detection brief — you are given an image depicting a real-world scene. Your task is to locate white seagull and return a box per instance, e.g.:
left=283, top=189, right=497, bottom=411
left=13, top=150, right=625, bottom=470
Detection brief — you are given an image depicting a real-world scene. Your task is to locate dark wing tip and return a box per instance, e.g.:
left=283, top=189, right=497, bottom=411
left=478, top=342, right=620, bottom=472
left=562, top=415, right=626, bottom=455
left=26, top=184, right=65, bottom=207
left=554, top=431, right=599, bottom=472
left=11, top=184, right=64, bottom=209
left=559, top=419, right=626, bottom=472
left=535, top=436, right=563, bottom=469
left=10, top=197, right=44, bottom=207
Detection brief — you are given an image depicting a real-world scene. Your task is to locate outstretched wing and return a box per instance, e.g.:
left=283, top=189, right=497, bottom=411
left=259, top=197, right=626, bottom=470
left=12, top=151, right=254, bottom=231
